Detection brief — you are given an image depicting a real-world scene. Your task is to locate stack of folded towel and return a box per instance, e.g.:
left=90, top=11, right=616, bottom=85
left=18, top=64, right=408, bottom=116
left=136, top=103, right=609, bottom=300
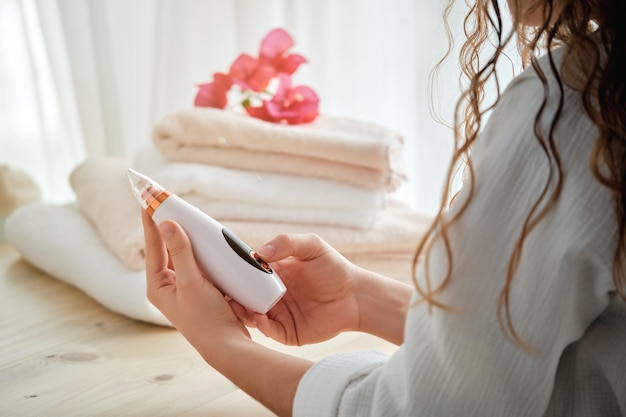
left=152, top=108, right=407, bottom=191
left=5, top=108, right=432, bottom=326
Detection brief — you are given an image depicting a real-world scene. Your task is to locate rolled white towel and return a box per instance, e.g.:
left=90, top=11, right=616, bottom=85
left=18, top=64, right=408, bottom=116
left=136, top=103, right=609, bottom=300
left=4, top=203, right=419, bottom=325
left=5, top=203, right=170, bottom=327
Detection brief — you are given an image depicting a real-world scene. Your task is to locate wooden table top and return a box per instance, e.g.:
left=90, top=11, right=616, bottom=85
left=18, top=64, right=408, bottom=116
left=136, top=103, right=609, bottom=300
left=0, top=243, right=398, bottom=416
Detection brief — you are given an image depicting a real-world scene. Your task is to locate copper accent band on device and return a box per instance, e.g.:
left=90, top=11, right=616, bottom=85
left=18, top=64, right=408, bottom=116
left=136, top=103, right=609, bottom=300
left=146, top=190, right=171, bottom=216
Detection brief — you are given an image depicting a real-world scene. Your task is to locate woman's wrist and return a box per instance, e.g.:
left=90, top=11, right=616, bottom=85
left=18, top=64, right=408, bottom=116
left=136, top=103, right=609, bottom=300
left=354, top=268, right=413, bottom=345
left=198, top=331, right=312, bottom=417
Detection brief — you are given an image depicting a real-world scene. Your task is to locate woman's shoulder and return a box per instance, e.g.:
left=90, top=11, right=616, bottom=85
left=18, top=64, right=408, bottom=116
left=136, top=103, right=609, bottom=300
left=485, top=43, right=591, bottom=151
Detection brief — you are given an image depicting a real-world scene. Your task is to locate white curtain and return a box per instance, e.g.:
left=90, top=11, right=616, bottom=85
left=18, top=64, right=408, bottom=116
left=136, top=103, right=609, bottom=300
left=0, top=0, right=84, bottom=203
left=1, top=0, right=477, bottom=214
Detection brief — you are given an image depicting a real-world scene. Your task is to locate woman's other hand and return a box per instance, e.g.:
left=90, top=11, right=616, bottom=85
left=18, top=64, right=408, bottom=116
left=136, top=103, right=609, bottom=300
left=231, top=233, right=361, bottom=346
left=235, top=233, right=414, bottom=346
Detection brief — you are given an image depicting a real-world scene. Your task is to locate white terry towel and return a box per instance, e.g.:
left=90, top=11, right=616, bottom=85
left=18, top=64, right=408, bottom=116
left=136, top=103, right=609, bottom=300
left=134, top=143, right=387, bottom=212
left=182, top=195, right=379, bottom=229
left=152, top=108, right=407, bottom=191
left=71, top=158, right=430, bottom=271
left=70, top=158, right=388, bottom=269
left=4, top=203, right=170, bottom=327
left=70, top=157, right=430, bottom=271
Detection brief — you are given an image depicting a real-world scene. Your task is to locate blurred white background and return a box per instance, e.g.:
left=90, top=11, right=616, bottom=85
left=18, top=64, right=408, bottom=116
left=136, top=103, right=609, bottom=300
left=0, top=0, right=517, bottom=215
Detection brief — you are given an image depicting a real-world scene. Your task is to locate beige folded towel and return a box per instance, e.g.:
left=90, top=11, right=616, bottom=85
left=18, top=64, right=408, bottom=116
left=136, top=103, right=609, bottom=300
left=220, top=205, right=429, bottom=255
left=153, top=108, right=407, bottom=191
left=70, top=158, right=146, bottom=269
left=70, top=158, right=430, bottom=271
left=1, top=165, right=42, bottom=243
left=0, top=165, right=41, bottom=214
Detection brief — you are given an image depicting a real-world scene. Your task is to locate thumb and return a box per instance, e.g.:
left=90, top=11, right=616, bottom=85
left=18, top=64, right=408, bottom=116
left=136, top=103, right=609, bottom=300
left=257, top=233, right=327, bottom=263
left=158, top=220, right=200, bottom=283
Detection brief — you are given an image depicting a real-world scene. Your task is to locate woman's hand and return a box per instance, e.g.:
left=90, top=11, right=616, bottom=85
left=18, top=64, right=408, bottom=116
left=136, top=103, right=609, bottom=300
left=231, top=233, right=368, bottom=346
left=234, top=233, right=414, bottom=346
left=141, top=210, right=250, bottom=350
left=142, top=210, right=312, bottom=417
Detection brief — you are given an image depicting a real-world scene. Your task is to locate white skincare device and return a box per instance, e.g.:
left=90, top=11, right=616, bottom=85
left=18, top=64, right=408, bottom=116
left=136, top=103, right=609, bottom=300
left=126, top=169, right=286, bottom=314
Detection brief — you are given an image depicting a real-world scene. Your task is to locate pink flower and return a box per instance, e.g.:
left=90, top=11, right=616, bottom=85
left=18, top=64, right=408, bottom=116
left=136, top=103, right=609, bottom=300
left=245, top=74, right=319, bottom=125
left=228, top=53, right=275, bottom=93
left=259, top=28, right=307, bottom=75
left=193, top=72, right=233, bottom=109
left=194, top=28, right=319, bottom=124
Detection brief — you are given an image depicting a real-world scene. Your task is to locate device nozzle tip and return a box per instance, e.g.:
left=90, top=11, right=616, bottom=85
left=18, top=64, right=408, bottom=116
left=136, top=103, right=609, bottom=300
left=126, top=169, right=165, bottom=210
left=126, top=168, right=146, bottom=187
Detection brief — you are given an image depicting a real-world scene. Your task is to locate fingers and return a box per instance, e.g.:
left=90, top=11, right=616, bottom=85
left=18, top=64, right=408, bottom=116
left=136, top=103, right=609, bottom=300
left=257, top=233, right=326, bottom=263
left=229, top=300, right=257, bottom=327
left=229, top=300, right=290, bottom=343
left=157, top=220, right=200, bottom=286
left=255, top=314, right=289, bottom=344
left=142, top=210, right=178, bottom=306
left=141, top=209, right=168, bottom=276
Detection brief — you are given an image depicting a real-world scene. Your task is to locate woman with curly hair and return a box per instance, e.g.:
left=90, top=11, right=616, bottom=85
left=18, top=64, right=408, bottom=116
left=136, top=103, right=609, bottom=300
left=141, top=0, right=626, bottom=415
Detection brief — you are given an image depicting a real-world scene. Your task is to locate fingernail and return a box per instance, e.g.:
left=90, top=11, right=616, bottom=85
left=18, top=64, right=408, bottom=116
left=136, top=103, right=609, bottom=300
left=257, top=245, right=275, bottom=259
left=159, top=221, right=176, bottom=238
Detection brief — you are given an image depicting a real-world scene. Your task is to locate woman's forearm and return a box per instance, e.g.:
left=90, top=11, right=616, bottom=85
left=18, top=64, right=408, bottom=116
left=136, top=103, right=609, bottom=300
left=355, top=269, right=413, bottom=345
left=198, top=329, right=313, bottom=417
left=197, top=272, right=412, bottom=415
left=193, top=271, right=411, bottom=415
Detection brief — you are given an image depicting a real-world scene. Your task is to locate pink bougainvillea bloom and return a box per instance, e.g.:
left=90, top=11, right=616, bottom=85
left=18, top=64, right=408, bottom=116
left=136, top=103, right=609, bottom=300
left=194, top=72, right=233, bottom=109
left=245, top=74, right=319, bottom=124
left=228, top=53, right=275, bottom=93
left=259, top=28, right=307, bottom=75
left=195, top=28, right=318, bottom=124
left=243, top=105, right=273, bottom=122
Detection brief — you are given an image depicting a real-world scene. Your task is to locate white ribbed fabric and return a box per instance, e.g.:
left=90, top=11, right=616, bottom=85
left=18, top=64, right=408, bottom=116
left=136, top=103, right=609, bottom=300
left=293, top=45, right=624, bottom=416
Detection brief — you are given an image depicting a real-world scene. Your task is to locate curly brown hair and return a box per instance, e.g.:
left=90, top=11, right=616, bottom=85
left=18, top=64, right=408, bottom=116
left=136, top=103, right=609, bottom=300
left=412, top=0, right=626, bottom=349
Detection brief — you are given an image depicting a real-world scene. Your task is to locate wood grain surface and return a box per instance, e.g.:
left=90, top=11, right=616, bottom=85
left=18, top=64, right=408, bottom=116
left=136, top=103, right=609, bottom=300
left=0, top=244, right=398, bottom=416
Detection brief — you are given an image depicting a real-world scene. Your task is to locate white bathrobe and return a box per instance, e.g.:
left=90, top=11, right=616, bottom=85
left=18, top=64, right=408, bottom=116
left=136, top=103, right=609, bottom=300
left=293, top=44, right=625, bottom=416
